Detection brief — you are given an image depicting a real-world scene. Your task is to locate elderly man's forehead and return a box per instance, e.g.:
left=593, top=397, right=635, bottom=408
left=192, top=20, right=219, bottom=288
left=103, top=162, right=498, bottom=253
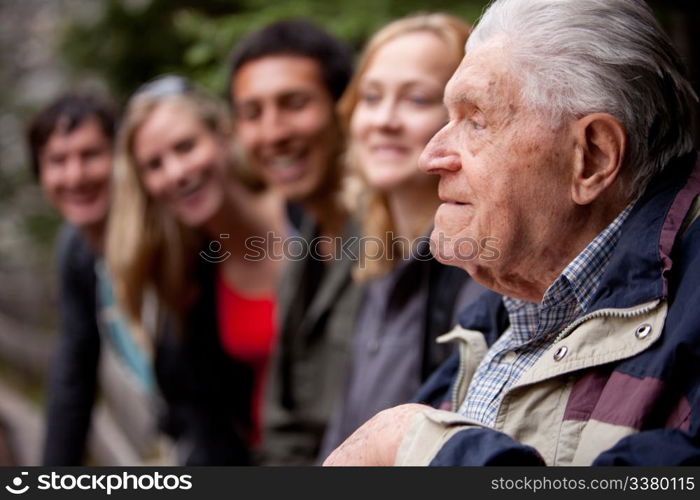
left=445, top=43, right=517, bottom=107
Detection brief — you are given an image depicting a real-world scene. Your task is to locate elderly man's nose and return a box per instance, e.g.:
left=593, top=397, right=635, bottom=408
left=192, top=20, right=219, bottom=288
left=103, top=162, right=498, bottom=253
left=419, top=129, right=460, bottom=174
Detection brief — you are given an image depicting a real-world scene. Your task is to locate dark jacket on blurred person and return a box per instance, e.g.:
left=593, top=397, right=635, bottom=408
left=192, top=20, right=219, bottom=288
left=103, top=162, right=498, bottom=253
left=261, top=214, right=363, bottom=465
left=43, top=226, right=252, bottom=465
left=318, top=238, right=485, bottom=460
left=155, top=256, right=254, bottom=465
left=43, top=224, right=102, bottom=465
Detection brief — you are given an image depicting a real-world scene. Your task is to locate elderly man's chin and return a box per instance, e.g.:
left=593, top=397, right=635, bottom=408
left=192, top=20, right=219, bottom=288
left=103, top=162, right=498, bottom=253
left=430, top=225, right=483, bottom=272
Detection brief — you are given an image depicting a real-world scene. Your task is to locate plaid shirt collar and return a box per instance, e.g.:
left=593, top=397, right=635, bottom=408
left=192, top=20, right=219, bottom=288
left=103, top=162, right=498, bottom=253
left=503, top=201, right=636, bottom=342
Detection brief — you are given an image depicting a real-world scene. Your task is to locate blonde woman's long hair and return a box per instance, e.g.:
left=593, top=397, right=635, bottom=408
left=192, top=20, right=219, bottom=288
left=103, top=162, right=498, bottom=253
left=106, top=83, right=260, bottom=344
left=339, top=13, right=472, bottom=281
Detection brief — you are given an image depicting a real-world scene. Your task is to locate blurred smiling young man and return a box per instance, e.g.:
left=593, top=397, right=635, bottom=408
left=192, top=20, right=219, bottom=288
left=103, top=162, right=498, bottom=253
left=228, top=20, right=362, bottom=464
left=29, top=95, right=116, bottom=250
left=233, top=54, right=341, bottom=204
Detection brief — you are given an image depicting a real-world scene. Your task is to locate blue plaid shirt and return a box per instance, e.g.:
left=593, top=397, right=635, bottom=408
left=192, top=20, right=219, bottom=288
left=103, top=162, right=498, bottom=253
left=458, top=202, right=636, bottom=426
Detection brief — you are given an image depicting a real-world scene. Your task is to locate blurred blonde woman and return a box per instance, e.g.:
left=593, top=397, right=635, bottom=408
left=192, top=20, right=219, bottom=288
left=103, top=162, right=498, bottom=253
left=107, top=76, right=284, bottom=464
left=319, top=13, right=485, bottom=459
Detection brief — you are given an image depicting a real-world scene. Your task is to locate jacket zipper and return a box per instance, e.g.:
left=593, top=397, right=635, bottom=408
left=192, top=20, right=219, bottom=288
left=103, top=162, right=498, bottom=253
left=551, top=299, right=661, bottom=345
left=450, top=300, right=661, bottom=418
left=490, top=300, right=662, bottom=439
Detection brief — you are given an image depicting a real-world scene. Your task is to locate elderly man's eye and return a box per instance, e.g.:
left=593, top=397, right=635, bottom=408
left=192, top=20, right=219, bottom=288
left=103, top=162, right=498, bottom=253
left=470, top=120, right=485, bottom=130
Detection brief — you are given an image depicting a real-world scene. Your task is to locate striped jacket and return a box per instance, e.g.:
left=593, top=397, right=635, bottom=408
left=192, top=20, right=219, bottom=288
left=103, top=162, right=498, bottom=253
left=400, top=152, right=700, bottom=466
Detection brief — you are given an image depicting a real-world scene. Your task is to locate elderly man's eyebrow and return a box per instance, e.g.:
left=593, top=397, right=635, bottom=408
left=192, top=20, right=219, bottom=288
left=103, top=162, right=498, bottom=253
left=445, top=87, right=483, bottom=110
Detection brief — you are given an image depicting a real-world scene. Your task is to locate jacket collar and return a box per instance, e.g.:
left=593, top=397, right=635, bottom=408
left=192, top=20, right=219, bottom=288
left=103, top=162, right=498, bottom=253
left=589, top=151, right=700, bottom=310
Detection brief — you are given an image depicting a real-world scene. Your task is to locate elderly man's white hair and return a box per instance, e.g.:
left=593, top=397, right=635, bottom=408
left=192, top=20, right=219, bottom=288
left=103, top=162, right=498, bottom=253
left=468, top=0, right=697, bottom=197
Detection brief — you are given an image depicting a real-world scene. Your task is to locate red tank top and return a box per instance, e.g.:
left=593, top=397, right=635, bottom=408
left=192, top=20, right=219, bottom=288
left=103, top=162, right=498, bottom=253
left=217, top=274, right=276, bottom=447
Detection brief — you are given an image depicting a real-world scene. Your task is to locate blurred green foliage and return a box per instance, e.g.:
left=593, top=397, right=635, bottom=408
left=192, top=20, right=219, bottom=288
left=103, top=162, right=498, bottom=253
left=57, top=0, right=698, bottom=141
left=0, top=169, right=20, bottom=204
left=61, top=0, right=489, bottom=99
left=22, top=211, right=62, bottom=248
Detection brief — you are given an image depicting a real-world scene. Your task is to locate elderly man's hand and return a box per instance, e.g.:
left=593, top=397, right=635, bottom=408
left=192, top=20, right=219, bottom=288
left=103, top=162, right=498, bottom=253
left=323, top=403, right=429, bottom=466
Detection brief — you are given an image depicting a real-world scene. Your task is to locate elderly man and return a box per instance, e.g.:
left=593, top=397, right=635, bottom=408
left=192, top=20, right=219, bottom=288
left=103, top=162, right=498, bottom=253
left=325, top=0, right=700, bottom=466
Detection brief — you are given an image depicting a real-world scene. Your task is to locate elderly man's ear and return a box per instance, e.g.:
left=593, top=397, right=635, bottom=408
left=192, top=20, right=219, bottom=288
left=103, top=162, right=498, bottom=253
left=571, top=113, right=627, bottom=206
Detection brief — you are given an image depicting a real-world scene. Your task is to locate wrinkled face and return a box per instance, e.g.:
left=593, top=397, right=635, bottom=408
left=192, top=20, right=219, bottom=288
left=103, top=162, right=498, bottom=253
left=232, top=55, right=341, bottom=202
left=420, top=41, right=574, bottom=290
left=133, top=101, right=230, bottom=228
left=351, top=31, right=454, bottom=192
left=39, top=117, right=112, bottom=230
